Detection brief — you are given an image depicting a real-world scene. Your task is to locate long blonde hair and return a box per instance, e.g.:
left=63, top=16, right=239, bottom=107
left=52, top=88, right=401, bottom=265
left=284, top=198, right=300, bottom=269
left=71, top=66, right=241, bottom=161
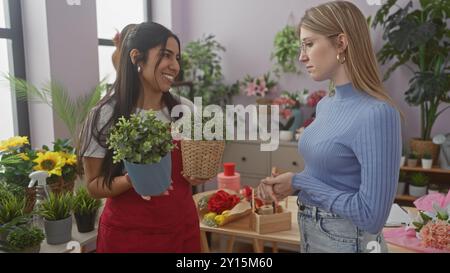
left=299, top=1, right=400, bottom=112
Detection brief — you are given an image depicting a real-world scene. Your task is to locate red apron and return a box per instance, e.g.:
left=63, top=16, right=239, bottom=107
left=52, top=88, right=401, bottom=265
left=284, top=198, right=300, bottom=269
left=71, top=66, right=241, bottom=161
left=96, top=140, right=201, bottom=253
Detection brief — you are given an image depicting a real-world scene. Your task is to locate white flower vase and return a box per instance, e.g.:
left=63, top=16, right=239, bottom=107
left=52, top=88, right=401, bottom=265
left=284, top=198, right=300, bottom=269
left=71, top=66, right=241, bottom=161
left=280, top=130, right=293, bottom=142
left=421, top=159, right=433, bottom=169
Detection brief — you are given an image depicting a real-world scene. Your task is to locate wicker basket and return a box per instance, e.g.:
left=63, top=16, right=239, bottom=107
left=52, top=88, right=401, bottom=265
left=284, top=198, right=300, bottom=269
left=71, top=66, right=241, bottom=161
left=47, top=177, right=75, bottom=196
left=181, top=140, right=225, bottom=180
left=24, top=186, right=36, bottom=214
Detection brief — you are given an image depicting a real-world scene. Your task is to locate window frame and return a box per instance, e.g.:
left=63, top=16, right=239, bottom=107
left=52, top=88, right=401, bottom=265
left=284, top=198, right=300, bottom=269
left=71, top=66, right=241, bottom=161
left=0, top=0, right=29, bottom=137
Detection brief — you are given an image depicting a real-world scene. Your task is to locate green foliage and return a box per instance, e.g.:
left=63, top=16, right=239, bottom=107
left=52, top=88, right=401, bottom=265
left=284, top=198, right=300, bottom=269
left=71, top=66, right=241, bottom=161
left=422, top=151, right=432, bottom=159
left=6, top=226, right=44, bottom=251
left=38, top=192, right=73, bottom=221
left=73, top=187, right=101, bottom=215
left=410, top=172, right=429, bottom=187
left=408, top=152, right=419, bottom=159
left=399, top=171, right=408, bottom=182
left=179, top=35, right=238, bottom=107
left=3, top=74, right=107, bottom=141
left=271, top=25, right=301, bottom=75
left=0, top=190, right=25, bottom=225
left=371, top=0, right=450, bottom=140
left=107, top=111, right=175, bottom=164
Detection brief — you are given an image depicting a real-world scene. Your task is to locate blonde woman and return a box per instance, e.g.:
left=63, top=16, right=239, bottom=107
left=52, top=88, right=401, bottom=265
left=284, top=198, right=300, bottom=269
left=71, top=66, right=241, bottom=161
left=257, top=1, right=401, bottom=253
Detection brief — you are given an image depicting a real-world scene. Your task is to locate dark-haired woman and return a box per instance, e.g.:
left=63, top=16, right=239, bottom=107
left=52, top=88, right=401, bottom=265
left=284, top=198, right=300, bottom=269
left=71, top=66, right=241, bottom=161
left=78, top=22, right=206, bottom=253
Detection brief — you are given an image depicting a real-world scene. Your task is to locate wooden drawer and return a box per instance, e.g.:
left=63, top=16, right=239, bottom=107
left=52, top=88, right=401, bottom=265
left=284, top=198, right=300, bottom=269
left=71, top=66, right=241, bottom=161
left=271, top=146, right=304, bottom=173
left=222, top=142, right=270, bottom=176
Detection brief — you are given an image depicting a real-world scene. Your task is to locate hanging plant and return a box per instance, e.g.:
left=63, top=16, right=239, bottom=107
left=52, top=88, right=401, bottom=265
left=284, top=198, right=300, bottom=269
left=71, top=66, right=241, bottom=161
left=271, top=25, right=301, bottom=76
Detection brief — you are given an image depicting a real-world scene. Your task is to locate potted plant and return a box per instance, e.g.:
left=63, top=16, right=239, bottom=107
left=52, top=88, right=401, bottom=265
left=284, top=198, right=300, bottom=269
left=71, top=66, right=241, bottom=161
left=38, top=192, right=73, bottom=245
left=273, top=89, right=309, bottom=138
left=178, top=115, right=226, bottom=180
left=271, top=25, right=301, bottom=76
left=4, top=226, right=44, bottom=253
left=397, top=171, right=407, bottom=196
left=107, top=111, right=175, bottom=196
left=421, top=151, right=433, bottom=169
left=407, top=152, right=419, bottom=167
left=0, top=189, right=26, bottom=241
left=371, top=0, right=450, bottom=163
left=73, top=187, right=102, bottom=233
left=427, top=183, right=441, bottom=194
left=409, top=173, right=429, bottom=197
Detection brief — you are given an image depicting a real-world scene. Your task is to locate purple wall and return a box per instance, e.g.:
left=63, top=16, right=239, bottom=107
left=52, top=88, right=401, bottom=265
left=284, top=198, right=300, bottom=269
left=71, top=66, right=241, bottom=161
left=172, top=0, right=450, bottom=144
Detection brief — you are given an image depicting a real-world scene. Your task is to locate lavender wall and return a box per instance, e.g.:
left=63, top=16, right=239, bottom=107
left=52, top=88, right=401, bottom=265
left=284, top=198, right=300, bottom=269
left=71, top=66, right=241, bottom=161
left=171, top=0, right=450, bottom=144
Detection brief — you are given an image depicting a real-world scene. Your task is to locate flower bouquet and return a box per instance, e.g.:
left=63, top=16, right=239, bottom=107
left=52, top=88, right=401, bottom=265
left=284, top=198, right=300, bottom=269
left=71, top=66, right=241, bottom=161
left=107, top=110, right=175, bottom=196
left=196, top=189, right=252, bottom=227
left=241, top=72, right=277, bottom=99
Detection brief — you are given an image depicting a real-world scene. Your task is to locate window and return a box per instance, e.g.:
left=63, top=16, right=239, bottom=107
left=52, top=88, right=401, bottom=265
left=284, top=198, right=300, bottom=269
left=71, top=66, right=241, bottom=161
left=0, top=0, right=27, bottom=140
left=96, top=0, right=151, bottom=84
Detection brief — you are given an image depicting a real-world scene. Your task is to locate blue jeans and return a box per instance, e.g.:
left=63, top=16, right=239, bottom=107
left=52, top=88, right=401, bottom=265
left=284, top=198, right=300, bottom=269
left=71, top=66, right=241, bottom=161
left=297, top=200, right=388, bottom=253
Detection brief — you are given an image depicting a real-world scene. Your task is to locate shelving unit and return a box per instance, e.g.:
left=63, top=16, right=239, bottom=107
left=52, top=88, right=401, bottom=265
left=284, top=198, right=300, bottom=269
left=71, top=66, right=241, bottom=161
left=395, top=165, right=450, bottom=206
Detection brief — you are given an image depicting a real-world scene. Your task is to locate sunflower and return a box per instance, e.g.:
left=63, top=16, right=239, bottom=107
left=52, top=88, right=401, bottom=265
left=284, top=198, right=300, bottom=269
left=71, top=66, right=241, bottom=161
left=33, top=151, right=66, bottom=176
left=17, top=153, right=30, bottom=161
left=59, top=152, right=77, bottom=166
left=0, top=136, right=29, bottom=152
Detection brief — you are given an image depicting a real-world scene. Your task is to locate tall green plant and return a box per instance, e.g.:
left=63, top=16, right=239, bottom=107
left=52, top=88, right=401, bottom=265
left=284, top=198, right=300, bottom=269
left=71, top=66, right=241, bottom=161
left=371, top=0, right=450, bottom=140
left=3, top=74, right=107, bottom=141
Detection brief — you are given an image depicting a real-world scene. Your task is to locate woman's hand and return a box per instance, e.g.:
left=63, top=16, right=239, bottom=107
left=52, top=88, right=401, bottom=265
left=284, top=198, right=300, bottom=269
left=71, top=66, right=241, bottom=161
left=125, top=174, right=174, bottom=201
left=257, top=172, right=295, bottom=203
left=181, top=171, right=211, bottom=186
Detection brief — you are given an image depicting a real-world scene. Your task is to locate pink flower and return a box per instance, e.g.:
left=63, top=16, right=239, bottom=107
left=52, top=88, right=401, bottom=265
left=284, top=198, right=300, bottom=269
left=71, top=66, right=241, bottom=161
left=419, top=220, right=450, bottom=250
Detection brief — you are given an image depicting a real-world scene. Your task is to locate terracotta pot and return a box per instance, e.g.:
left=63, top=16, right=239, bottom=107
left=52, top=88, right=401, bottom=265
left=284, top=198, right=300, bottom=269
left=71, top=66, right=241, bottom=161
left=409, top=139, right=440, bottom=165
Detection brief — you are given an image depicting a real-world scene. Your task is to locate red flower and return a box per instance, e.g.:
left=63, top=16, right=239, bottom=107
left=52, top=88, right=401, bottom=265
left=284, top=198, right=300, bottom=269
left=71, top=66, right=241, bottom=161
left=207, top=190, right=241, bottom=214
left=239, top=186, right=264, bottom=208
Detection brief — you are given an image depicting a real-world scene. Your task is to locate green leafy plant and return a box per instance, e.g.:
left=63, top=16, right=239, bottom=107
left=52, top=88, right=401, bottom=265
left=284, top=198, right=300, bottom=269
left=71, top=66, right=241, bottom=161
left=3, top=74, right=107, bottom=141
left=107, top=111, right=175, bottom=164
left=38, top=192, right=73, bottom=221
left=371, top=0, right=450, bottom=140
left=5, top=226, right=44, bottom=251
left=410, top=172, right=429, bottom=187
left=422, top=151, right=432, bottom=160
left=408, top=152, right=419, bottom=159
left=179, top=34, right=237, bottom=107
left=0, top=190, right=25, bottom=225
left=73, top=187, right=101, bottom=215
left=271, top=25, right=301, bottom=75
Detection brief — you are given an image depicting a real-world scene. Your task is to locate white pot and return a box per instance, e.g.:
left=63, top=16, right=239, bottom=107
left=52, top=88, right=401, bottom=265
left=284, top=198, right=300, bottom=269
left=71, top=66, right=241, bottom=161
left=400, top=156, right=405, bottom=167
left=428, top=189, right=439, bottom=194
left=397, top=181, right=406, bottom=195
left=409, top=185, right=427, bottom=197
left=279, top=130, right=293, bottom=141
left=421, top=159, right=433, bottom=169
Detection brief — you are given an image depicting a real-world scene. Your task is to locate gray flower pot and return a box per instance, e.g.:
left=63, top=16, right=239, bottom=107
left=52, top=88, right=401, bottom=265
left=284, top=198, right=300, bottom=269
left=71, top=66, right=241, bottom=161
left=409, top=185, right=427, bottom=197
left=124, top=153, right=172, bottom=196
left=44, top=216, right=72, bottom=245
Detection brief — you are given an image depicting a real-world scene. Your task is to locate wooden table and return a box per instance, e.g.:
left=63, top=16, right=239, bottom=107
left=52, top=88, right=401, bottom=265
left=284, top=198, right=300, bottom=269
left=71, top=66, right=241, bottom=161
left=194, top=192, right=417, bottom=253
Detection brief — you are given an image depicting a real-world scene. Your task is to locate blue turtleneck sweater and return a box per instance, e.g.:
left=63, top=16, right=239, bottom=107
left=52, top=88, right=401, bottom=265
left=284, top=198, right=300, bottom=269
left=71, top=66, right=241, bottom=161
left=293, top=82, right=401, bottom=234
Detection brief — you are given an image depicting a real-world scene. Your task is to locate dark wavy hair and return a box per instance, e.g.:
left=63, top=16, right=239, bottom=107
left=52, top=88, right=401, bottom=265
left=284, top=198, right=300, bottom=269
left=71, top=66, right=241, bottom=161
left=77, top=22, right=183, bottom=189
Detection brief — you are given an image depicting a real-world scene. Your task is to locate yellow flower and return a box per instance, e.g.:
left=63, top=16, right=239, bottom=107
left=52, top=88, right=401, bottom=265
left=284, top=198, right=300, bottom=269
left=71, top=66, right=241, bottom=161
left=17, top=153, right=30, bottom=161
left=203, top=212, right=217, bottom=222
left=33, top=151, right=65, bottom=176
left=59, top=152, right=77, bottom=165
left=214, top=215, right=227, bottom=226
left=221, top=210, right=231, bottom=216
left=0, top=136, right=29, bottom=152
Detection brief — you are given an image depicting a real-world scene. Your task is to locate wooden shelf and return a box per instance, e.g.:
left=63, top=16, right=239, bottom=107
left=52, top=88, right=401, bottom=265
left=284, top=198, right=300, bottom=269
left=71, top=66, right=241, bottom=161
left=400, top=166, right=450, bottom=174
left=395, top=194, right=418, bottom=202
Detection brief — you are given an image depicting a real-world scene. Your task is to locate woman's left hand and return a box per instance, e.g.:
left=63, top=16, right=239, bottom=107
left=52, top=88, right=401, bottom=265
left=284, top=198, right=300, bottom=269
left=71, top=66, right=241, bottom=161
left=181, top=171, right=211, bottom=186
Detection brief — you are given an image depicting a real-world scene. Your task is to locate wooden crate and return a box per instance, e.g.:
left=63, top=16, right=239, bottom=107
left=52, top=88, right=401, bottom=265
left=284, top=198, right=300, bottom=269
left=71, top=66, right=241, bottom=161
left=249, top=206, right=291, bottom=234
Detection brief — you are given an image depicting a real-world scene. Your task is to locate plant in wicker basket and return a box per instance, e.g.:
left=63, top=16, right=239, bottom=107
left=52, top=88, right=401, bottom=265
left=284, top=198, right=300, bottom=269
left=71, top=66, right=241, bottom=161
left=107, top=110, right=175, bottom=196
left=178, top=114, right=226, bottom=180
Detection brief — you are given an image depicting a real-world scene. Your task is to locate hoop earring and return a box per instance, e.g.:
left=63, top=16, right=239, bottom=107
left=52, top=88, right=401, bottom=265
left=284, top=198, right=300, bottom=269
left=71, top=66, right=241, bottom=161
left=337, top=54, right=346, bottom=64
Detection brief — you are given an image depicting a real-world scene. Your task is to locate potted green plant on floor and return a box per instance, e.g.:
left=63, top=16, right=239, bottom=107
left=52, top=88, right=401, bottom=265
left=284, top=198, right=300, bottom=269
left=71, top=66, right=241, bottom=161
left=107, top=111, right=175, bottom=196
left=371, top=0, right=450, bottom=162
left=38, top=192, right=73, bottom=245
left=409, top=173, right=429, bottom=197
left=73, top=187, right=102, bottom=233
left=4, top=226, right=44, bottom=253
